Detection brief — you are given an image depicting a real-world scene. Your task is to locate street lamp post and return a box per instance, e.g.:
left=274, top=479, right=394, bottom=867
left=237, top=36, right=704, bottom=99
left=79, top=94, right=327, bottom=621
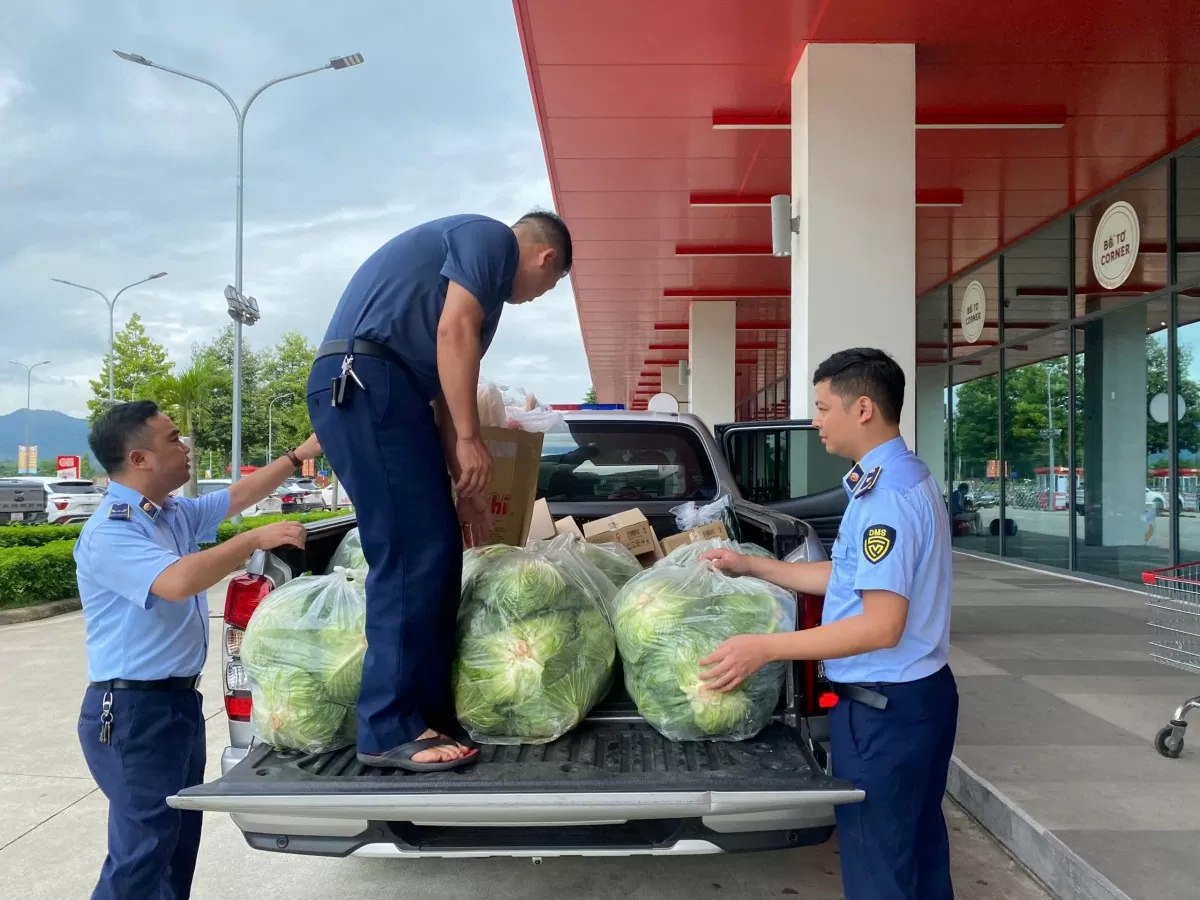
left=267, top=393, right=293, bottom=463
left=51, top=273, right=167, bottom=402
left=10, top=360, right=51, bottom=473
left=113, top=49, right=365, bottom=523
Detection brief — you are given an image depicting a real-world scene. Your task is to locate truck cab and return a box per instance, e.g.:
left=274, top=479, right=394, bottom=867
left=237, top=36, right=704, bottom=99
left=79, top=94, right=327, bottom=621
left=171, top=411, right=856, bottom=860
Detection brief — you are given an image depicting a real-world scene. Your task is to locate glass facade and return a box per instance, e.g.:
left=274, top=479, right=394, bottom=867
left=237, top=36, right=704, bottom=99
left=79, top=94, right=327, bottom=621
left=919, top=142, right=1200, bottom=585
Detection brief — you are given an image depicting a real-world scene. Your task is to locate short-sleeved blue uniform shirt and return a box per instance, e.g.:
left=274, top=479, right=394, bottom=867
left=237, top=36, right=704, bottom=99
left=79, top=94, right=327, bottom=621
left=822, top=436, right=953, bottom=684
left=322, top=214, right=520, bottom=401
left=74, top=480, right=231, bottom=682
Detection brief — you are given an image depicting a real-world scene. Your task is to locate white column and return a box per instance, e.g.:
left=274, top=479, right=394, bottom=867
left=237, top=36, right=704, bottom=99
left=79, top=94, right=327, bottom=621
left=660, top=363, right=689, bottom=413
left=915, top=367, right=947, bottom=485
left=688, top=301, right=736, bottom=432
left=789, top=43, right=917, bottom=446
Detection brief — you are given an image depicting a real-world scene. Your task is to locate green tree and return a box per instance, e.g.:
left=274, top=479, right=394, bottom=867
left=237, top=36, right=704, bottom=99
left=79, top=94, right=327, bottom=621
left=583, top=386, right=597, bottom=404
left=86, top=313, right=173, bottom=423
left=149, top=357, right=224, bottom=497
left=191, top=325, right=264, bottom=471
left=258, top=331, right=317, bottom=460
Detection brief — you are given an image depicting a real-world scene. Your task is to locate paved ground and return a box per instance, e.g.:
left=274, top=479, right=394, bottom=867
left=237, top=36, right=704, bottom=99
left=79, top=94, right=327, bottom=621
left=0, top=581, right=1047, bottom=898
left=948, top=554, right=1200, bottom=900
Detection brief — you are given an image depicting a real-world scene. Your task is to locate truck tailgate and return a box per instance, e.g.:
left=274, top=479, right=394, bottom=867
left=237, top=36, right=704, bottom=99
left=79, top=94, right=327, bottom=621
left=170, top=722, right=861, bottom=822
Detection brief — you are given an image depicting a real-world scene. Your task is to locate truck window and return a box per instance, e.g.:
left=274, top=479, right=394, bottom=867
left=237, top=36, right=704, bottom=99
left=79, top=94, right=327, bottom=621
left=537, top=423, right=717, bottom=502
left=724, top=426, right=846, bottom=503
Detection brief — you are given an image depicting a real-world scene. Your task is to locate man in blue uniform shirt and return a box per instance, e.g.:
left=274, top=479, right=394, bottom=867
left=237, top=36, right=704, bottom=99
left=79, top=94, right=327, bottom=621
left=75, top=400, right=323, bottom=900
left=700, top=347, right=958, bottom=900
left=307, top=210, right=571, bottom=771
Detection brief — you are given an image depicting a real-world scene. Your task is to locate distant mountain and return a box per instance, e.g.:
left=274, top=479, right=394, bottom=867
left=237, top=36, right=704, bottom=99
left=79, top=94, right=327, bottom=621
left=0, top=409, right=91, bottom=462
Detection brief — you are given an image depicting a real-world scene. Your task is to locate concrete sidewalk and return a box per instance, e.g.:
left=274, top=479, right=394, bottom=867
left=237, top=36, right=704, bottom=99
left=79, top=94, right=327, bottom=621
left=947, top=553, right=1200, bottom=900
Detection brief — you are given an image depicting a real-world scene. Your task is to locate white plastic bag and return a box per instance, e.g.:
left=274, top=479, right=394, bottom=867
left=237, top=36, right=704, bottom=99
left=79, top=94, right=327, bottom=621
left=656, top=538, right=775, bottom=570
left=477, top=381, right=508, bottom=429
left=240, top=568, right=367, bottom=753
left=670, top=494, right=741, bottom=541
left=325, top=527, right=367, bottom=574
left=611, top=562, right=795, bottom=742
left=453, top=543, right=617, bottom=745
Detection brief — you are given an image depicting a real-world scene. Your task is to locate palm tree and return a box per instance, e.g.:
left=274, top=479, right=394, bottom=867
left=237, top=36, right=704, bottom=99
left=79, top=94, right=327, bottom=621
left=150, top=357, right=224, bottom=498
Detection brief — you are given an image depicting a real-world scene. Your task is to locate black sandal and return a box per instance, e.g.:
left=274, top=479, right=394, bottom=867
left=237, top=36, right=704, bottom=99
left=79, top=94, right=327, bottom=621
left=357, top=736, right=480, bottom=773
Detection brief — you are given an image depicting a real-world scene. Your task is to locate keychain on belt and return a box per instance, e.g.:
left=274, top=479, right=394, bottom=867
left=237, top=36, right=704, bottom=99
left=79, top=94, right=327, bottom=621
left=99, top=692, right=114, bottom=744
left=331, top=354, right=366, bottom=407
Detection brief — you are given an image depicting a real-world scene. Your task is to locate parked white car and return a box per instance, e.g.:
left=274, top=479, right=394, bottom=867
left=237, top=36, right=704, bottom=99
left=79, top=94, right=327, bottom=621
left=26, top=476, right=104, bottom=525
left=321, top=484, right=353, bottom=509
left=196, top=479, right=281, bottom=517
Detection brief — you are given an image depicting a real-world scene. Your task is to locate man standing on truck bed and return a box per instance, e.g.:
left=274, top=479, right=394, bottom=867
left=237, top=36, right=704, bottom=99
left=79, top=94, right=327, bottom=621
left=699, top=347, right=958, bottom=900
left=306, top=211, right=572, bottom=771
left=75, top=401, right=323, bottom=900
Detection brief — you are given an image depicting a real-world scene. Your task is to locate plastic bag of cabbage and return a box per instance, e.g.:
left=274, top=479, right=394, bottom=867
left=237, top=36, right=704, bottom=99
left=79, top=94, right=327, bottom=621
left=657, top=538, right=775, bottom=570
left=453, top=543, right=617, bottom=744
left=612, top=563, right=796, bottom=742
left=325, top=527, right=367, bottom=574
left=240, top=568, right=367, bottom=753
left=529, top=532, right=643, bottom=590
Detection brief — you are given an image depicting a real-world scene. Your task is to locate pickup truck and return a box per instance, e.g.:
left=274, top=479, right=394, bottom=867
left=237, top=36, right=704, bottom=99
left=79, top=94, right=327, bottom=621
left=169, top=410, right=858, bottom=860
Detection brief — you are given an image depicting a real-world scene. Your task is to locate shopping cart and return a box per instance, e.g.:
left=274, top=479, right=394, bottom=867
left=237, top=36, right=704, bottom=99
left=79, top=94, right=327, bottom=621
left=1143, top=562, right=1200, bottom=758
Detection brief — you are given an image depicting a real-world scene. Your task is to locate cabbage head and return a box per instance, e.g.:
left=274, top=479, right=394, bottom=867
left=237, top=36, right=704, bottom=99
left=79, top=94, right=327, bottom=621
left=453, top=545, right=616, bottom=744
left=611, top=565, right=795, bottom=741
left=241, top=570, right=367, bottom=753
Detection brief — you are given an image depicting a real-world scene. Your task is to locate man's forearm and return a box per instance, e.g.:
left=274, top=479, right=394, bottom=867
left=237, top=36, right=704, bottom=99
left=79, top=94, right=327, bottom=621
left=226, top=454, right=296, bottom=517
left=746, top=558, right=832, bottom=595
left=436, top=324, right=483, bottom=441
left=151, top=530, right=263, bottom=602
left=761, top=612, right=896, bottom=664
left=433, top=396, right=460, bottom=475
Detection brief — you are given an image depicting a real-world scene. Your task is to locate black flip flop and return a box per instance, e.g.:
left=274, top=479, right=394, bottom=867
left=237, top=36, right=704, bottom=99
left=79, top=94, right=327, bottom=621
left=357, top=736, right=480, bottom=773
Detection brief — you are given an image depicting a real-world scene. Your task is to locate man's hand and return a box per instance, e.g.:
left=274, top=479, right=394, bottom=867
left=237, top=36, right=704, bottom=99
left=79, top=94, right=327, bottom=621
left=455, top=436, right=493, bottom=498
left=294, top=434, right=322, bottom=461
left=457, top=493, right=493, bottom=547
left=698, top=634, right=775, bottom=693
left=699, top=548, right=754, bottom=577
left=252, top=521, right=307, bottom=552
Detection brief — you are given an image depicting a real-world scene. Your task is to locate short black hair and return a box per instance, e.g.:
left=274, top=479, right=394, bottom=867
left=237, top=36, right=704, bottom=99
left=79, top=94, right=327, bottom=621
left=514, top=209, right=572, bottom=273
left=812, top=348, right=905, bottom=425
left=89, top=400, right=160, bottom=475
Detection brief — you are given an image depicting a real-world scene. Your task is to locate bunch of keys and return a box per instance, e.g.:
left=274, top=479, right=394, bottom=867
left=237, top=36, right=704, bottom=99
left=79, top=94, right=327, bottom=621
left=331, top=354, right=366, bottom=407
left=99, top=692, right=114, bottom=744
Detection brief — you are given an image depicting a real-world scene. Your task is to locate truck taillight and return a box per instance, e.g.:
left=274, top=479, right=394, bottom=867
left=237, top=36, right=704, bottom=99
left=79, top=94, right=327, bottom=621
left=224, top=574, right=273, bottom=722
left=799, top=593, right=830, bottom=717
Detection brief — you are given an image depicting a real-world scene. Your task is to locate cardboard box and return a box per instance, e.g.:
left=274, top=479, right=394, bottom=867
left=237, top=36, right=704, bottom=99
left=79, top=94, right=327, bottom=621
left=553, top=515, right=583, bottom=537
left=583, top=508, right=664, bottom=563
left=659, top=521, right=729, bottom=556
left=525, top=498, right=557, bottom=545
left=477, top=426, right=544, bottom=547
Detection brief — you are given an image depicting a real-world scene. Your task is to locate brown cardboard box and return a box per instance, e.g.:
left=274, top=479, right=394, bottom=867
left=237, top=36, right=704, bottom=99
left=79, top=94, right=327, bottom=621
left=476, top=426, right=544, bottom=546
left=583, top=508, right=664, bottom=564
left=525, top=498, right=557, bottom=545
left=659, top=521, right=730, bottom=556
left=553, top=515, right=583, bottom=537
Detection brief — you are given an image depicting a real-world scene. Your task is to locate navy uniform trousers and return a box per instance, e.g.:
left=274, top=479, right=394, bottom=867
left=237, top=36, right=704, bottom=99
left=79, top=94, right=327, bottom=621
left=830, top=664, right=960, bottom=900
left=307, top=351, right=464, bottom=754
left=77, top=685, right=206, bottom=900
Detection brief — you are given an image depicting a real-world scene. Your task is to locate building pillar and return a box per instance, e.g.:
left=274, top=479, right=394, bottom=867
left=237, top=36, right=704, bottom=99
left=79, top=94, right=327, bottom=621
left=915, top=367, right=947, bottom=485
left=688, top=301, right=736, bottom=432
left=660, top=364, right=689, bottom=413
left=789, top=43, right=917, bottom=446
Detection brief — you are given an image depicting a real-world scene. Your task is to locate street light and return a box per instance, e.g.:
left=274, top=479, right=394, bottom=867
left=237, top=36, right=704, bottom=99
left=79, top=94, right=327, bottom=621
left=51, top=273, right=167, bottom=402
left=267, top=393, right=293, bottom=463
left=10, top=360, right=51, bottom=473
left=113, top=49, right=365, bottom=515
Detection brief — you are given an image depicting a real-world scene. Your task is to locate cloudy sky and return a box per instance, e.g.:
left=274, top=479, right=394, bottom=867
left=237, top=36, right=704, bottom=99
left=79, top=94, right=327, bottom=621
left=0, top=0, right=590, bottom=419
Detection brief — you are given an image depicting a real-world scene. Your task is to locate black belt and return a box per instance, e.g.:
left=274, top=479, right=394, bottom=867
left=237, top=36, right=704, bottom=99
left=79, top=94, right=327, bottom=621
left=89, top=676, right=201, bottom=692
left=317, top=338, right=403, bottom=366
left=830, top=682, right=889, bottom=710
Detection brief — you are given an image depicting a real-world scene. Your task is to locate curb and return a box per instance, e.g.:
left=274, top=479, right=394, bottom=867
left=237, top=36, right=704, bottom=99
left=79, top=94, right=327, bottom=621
left=0, top=597, right=82, bottom=626
left=947, top=755, right=1132, bottom=900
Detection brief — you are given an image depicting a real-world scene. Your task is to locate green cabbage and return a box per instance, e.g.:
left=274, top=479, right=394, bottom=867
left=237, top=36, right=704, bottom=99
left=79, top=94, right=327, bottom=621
left=326, top=527, right=368, bottom=574
left=454, top=544, right=616, bottom=744
left=240, top=569, right=367, bottom=753
left=575, top=539, right=643, bottom=588
left=611, top=564, right=795, bottom=742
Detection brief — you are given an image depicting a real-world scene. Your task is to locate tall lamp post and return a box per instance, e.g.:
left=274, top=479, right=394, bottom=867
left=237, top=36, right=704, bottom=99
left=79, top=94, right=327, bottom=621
left=10, top=360, right=51, bottom=473
left=113, top=49, right=365, bottom=522
left=51, top=272, right=167, bottom=402
left=267, top=393, right=293, bottom=464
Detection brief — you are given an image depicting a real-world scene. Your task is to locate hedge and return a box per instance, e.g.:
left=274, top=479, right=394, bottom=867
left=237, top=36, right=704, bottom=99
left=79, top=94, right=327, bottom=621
left=0, top=510, right=352, bottom=612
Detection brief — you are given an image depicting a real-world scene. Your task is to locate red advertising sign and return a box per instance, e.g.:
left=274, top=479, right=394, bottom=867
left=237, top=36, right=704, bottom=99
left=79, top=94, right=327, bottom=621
left=57, top=455, right=81, bottom=480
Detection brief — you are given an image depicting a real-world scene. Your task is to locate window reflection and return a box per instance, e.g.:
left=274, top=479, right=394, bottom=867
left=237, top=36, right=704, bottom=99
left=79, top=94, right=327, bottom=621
left=950, top=359, right=1001, bottom=554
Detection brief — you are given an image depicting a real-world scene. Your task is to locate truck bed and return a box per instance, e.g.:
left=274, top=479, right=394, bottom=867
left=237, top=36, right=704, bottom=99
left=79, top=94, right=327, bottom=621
left=178, top=722, right=836, bottom=799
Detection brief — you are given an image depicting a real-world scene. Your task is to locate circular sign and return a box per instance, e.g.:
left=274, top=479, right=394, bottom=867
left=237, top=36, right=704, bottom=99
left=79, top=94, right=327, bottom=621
left=1092, top=200, right=1140, bottom=290
left=1148, top=392, right=1187, bottom=424
left=960, top=280, right=987, bottom=344
left=647, top=392, right=680, bottom=413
